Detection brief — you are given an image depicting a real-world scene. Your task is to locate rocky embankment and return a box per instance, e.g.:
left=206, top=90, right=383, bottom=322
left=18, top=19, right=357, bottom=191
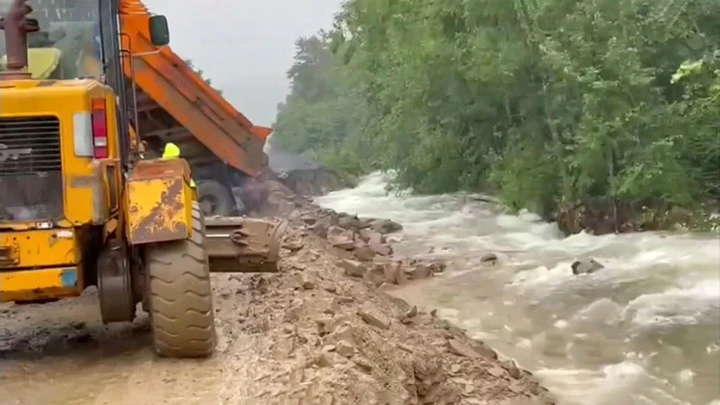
left=249, top=180, right=555, bottom=404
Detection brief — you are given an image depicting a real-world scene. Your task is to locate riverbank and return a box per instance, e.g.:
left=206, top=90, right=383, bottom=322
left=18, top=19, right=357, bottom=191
left=320, top=168, right=720, bottom=236
left=554, top=198, right=720, bottom=235
left=257, top=179, right=557, bottom=404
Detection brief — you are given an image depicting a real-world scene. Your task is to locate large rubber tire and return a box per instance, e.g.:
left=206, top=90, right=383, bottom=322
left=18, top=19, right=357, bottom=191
left=196, top=180, right=235, bottom=217
left=145, top=201, right=216, bottom=358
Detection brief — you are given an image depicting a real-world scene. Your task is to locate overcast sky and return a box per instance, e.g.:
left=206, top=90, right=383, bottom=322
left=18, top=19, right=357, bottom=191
left=145, top=0, right=342, bottom=126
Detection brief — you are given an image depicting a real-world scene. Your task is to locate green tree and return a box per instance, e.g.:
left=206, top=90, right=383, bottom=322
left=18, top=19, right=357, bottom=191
left=273, top=0, right=720, bottom=230
left=183, top=58, right=224, bottom=95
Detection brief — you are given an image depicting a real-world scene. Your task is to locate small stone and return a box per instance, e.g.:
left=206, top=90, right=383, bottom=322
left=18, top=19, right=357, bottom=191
left=357, top=303, right=391, bottom=330
left=282, top=323, right=295, bottom=334
left=331, top=324, right=355, bottom=343
left=528, top=381, right=543, bottom=395
left=285, top=272, right=304, bottom=290
left=316, top=351, right=345, bottom=367
left=272, top=335, right=296, bottom=360
left=337, top=296, right=354, bottom=305
left=400, top=306, right=418, bottom=324
left=507, top=381, right=526, bottom=394
left=370, top=242, right=392, bottom=256
left=309, top=216, right=332, bottom=238
left=314, top=316, right=334, bottom=335
left=328, top=234, right=355, bottom=250
left=404, top=263, right=433, bottom=279
left=353, top=356, right=373, bottom=372
left=501, top=359, right=522, bottom=379
left=327, top=225, right=347, bottom=237
left=396, top=343, right=414, bottom=353
left=301, top=214, right=318, bottom=225
left=317, top=297, right=340, bottom=315
left=383, top=261, right=407, bottom=285
left=487, top=366, right=506, bottom=378
left=353, top=244, right=376, bottom=261
left=290, top=263, right=307, bottom=272
left=450, top=364, right=462, bottom=374
left=339, top=259, right=367, bottom=278
left=447, top=338, right=480, bottom=358
left=471, top=339, right=499, bottom=360
left=428, top=259, right=447, bottom=273
left=301, top=278, right=315, bottom=290
left=359, top=229, right=385, bottom=244
left=336, top=340, right=355, bottom=358
left=364, top=264, right=386, bottom=287
left=404, top=305, right=418, bottom=319
left=480, top=253, right=498, bottom=265
left=370, top=218, right=403, bottom=234
left=338, top=214, right=366, bottom=230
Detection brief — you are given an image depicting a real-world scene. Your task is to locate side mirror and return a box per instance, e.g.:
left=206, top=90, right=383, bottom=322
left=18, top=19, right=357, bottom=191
left=148, top=15, right=170, bottom=46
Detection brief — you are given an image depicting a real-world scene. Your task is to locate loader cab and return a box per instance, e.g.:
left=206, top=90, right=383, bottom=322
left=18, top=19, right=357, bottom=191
left=0, top=0, right=169, bottom=226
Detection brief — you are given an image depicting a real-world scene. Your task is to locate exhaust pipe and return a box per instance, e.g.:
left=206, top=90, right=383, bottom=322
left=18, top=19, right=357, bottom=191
left=0, top=0, right=40, bottom=80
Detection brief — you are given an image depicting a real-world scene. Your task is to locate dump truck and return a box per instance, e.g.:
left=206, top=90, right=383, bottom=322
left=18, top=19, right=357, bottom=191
left=0, top=0, right=286, bottom=358
left=119, top=1, right=272, bottom=216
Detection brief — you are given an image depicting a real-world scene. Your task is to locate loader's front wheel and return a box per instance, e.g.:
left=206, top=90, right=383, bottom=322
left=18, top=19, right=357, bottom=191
left=144, top=201, right=216, bottom=358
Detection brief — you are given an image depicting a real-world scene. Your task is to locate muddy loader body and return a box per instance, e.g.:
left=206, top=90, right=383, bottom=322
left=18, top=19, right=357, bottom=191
left=0, top=0, right=285, bottom=358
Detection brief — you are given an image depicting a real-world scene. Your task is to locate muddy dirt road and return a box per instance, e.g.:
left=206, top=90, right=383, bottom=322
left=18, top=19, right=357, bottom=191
left=0, top=274, right=270, bottom=405
left=0, top=218, right=553, bottom=405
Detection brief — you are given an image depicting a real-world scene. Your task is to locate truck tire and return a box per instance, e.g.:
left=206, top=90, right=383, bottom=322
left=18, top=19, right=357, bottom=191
left=197, top=180, right=235, bottom=217
left=145, top=201, right=216, bottom=358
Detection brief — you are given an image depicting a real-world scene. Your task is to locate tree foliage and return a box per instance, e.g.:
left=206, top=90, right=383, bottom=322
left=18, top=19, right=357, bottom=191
left=272, top=0, right=720, bottom=218
left=184, top=58, right=224, bottom=95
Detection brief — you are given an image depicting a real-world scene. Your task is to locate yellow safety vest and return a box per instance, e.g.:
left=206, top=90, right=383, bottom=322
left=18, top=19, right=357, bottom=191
left=162, top=143, right=196, bottom=188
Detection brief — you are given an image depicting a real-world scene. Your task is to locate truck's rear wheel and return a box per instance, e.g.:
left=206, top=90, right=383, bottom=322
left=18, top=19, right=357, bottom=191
left=144, top=202, right=216, bottom=358
left=197, top=180, right=235, bottom=217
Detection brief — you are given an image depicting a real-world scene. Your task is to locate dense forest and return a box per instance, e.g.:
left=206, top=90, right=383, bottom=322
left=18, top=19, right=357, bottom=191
left=271, top=0, right=719, bottom=231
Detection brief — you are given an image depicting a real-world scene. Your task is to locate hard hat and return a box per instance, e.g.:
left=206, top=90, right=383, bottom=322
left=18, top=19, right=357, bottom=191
left=162, top=142, right=181, bottom=158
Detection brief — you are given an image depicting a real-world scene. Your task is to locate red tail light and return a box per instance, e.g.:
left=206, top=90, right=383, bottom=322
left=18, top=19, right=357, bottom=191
left=91, top=98, right=108, bottom=159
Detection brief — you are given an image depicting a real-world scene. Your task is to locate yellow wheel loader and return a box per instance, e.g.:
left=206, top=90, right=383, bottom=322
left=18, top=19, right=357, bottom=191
left=0, top=0, right=286, bottom=358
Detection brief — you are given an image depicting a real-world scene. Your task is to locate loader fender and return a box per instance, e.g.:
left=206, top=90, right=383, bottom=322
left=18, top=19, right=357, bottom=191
left=125, top=159, right=195, bottom=245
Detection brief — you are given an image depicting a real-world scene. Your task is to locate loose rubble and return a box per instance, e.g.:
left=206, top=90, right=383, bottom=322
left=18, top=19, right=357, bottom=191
left=296, top=204, right=448, bottom=287
left=239, top=180, right=555, bottom=404
left=206, top=222, right=555, bottom=404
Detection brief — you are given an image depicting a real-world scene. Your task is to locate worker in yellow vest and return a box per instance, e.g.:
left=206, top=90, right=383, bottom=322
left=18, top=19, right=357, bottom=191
left=162, top=142, right=197, bottom=190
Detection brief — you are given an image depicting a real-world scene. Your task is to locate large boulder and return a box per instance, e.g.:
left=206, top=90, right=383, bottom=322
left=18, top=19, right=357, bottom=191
left=368, top=218, right=403, bottom=234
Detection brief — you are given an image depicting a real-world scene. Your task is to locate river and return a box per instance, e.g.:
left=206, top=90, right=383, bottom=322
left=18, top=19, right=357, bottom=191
left=314, top=172, right=720, bottom=405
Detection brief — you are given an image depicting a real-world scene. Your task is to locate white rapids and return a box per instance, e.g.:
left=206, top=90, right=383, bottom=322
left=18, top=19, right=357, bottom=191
left=315, top=172, right=720, bottom=405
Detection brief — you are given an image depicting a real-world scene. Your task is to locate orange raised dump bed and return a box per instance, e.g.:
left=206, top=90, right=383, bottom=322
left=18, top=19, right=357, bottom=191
left=118, top=0, right=266, bottom=178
